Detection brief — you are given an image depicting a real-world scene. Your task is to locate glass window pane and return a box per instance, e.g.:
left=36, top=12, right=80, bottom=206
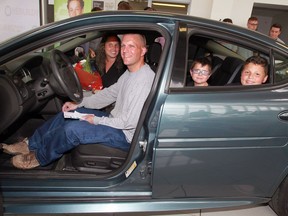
left=274, top=52, right=288, bottom=83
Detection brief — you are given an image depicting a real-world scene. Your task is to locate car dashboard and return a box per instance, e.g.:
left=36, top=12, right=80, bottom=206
left=0, top=54, right=55, bottom=134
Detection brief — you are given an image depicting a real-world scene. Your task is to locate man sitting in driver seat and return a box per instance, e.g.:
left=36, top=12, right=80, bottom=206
left=1, top=33, right=155, bottom=170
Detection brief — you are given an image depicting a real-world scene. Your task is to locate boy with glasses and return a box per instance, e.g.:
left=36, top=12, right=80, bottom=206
left=188, top=57, right=212, bottom=86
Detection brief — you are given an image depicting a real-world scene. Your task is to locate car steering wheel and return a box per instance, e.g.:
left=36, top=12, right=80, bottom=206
left=50, top=49, right=83, bottom=103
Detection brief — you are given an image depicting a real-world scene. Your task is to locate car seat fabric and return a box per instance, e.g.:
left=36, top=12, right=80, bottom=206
left=146, top=42, right=162, bottom=72
left=208, top=56, right=244, bottom=86
left=211, top=56, right=223, bottom=74
left=71, top=144, right=128, bottom=173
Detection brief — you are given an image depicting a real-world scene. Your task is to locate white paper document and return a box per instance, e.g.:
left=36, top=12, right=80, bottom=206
left=63, top=111, right=90, bottom=119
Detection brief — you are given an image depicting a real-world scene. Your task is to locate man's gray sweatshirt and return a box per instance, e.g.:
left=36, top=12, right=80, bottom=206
left=78, top=64, right=155, bottom=143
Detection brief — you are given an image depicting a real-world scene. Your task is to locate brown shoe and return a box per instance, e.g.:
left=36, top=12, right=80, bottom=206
left=11, top=152, right=40, bottom=169
left=2, top=139, right=29, bottom=155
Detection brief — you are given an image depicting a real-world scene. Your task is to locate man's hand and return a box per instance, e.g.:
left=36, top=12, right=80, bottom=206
left=80, top=114, right=95, bottom=124
left=62, top=102, right=78, bottom=112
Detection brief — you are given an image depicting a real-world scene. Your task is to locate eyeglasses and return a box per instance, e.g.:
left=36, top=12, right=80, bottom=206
left=191, top=69, right=210, bottom=76
left=248, top=22, right=258, bottom=26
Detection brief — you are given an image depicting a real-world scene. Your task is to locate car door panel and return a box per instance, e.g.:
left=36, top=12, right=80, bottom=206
left=152, top=88, right=288, bottom=198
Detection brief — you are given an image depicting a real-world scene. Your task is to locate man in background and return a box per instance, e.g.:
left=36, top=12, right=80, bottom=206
left=117, top=1, right=132, bottom=10
left=269, top=23, right=285, bottom=44
left=67, top=0, right=84, bottom=17
left=237, top=16, right=258, bottom=58
left=247, top=16, right=258, bottom=31
left=222, top=18, right=233, bottom=24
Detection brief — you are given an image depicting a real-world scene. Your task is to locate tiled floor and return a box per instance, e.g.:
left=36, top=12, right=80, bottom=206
left=6, top=205, right=278, bottom=216
left=201, top=205, right=277, bottom=216
left=120, top=205, right=277, bottom=216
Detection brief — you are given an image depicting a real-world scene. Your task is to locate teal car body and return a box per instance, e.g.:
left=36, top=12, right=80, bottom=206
left=1, top=11, right=288, bottom=215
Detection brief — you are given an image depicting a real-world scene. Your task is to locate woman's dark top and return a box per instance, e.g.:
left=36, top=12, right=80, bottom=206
left=96, top=61, right=126, bottom=88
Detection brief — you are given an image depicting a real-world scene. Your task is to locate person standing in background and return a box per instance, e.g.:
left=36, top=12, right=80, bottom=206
left=222, top=18, right=233, bottom=24
left=117, top=1, right=132, bottom=10
left=67, top=0, right=84, bottom=17
left=221, top=18, right=238, bottom=52
left=247, top=16, right=258, bottom=31
left=269, top=23, right=285, bottom=44
left=237, top=16, right=258, bottom=58
left=144, top=6, right=156, bottom=11
left=91, top=7, right=102, bottom=12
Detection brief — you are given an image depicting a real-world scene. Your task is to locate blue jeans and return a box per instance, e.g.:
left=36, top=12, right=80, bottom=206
left=28, top=108, right=130, bottom=166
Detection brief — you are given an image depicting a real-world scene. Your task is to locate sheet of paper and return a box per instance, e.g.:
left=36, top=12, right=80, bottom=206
left=63, top=111, right=90, bottom=119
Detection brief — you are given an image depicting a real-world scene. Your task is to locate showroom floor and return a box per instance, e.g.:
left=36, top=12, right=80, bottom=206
left=7, top=205, right=278, bottom=216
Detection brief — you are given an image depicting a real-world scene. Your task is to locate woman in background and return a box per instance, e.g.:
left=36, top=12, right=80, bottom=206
left=94, top=34, right=126, bottom=89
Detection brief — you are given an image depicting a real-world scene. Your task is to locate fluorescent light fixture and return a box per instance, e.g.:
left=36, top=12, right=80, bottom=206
left=152, top=2, right=186, bottom=8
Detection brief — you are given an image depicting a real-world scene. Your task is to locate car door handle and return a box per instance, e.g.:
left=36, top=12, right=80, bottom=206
left=278, top=111, right=288, bottom=121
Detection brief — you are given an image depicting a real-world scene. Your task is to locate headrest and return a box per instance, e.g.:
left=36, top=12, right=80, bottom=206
left=221, top=57, right=244, bottom=74
left=147, top=42, right=162, bottom=65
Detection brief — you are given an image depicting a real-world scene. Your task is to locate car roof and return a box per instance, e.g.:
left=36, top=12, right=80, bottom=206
left=0, top=11, right=287, bottom=60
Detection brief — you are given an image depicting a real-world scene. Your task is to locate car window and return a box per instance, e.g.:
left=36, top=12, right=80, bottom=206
left=185, top=34, right=270, bottom=86
left=274, top=52, right=288, bottom=83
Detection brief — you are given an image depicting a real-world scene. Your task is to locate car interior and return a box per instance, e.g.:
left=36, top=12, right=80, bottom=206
left=0, top=29, right=163, bottom=175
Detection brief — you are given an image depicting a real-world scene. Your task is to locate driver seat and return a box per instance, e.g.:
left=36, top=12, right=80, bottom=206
left=70, top=41, right=161, bottom=173
left=71, top=144, right=128, bottom=173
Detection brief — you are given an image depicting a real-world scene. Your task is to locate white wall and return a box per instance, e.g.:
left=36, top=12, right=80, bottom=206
left=188, top=0, right=213, bottom=18
left=189, top=0, right=288, bottom=28
left=0, top=0, right=40, bottom=42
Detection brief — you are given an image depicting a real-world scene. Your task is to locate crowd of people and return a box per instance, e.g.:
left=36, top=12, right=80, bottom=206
left=222, top=16, right=285, bottom=44
left=67, top=0, right=285, bottom=44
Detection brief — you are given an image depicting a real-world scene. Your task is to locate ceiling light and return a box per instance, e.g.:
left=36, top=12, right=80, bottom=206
left=152, top=2, right=186, bottom=8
